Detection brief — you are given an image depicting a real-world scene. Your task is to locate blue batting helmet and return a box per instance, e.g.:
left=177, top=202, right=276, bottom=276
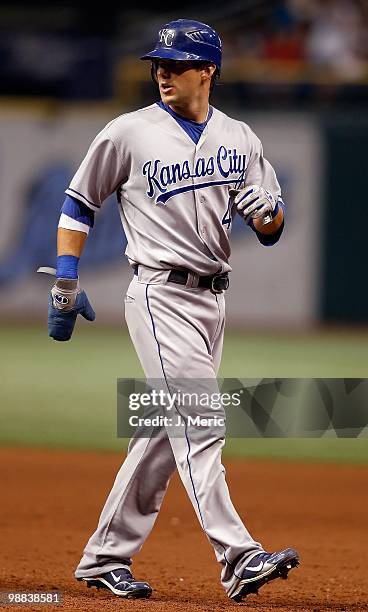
left=141, top=19, right=222, bottom=72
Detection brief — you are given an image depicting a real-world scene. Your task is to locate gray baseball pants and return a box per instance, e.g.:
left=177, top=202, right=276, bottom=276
left=75, top=267, right=263, bottom=595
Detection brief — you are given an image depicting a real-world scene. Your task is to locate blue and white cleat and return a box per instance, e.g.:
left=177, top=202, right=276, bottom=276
left=230, top=548, right=300, bottom=602
left=78, top=567, right=152, bottom=599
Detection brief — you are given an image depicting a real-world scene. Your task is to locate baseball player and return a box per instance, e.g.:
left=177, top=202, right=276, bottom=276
left=45, top=19, right=299, bottom=602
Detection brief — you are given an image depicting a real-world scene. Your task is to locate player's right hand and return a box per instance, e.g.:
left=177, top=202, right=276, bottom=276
left=48, top=278, right=95, bottom=341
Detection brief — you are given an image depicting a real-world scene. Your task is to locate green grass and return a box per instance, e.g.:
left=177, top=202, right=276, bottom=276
left=224, top=438, right=368, bottom=463
left=221, top=331, right=368, bottom=378
left=0, top=324, right=367, bottom=462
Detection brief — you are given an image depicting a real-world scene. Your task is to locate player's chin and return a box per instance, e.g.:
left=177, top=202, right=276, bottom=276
left=160, top=89, right=177, bottom=103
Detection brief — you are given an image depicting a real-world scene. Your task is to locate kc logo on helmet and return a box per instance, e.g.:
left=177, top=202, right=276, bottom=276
left=159, top=29, right=175, bottom=47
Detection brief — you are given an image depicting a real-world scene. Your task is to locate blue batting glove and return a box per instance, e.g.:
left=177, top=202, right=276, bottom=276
left=48, top=279, right=95, bottom=341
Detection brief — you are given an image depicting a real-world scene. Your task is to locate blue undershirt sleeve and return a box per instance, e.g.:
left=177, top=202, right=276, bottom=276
left=61, top=195, right=95, bottom=227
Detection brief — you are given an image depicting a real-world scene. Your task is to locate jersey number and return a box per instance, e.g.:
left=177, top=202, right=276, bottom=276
left=222, top=197, right=232, bottom=230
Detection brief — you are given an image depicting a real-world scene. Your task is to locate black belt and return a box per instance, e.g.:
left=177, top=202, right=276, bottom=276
left=134, top=266, right=229, bottom=294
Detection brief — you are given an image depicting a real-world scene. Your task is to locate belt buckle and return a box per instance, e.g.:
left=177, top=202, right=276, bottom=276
left=211, top=273, right=229, bottom=294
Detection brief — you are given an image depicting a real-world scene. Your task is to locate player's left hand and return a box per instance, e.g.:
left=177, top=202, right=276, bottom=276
left=229, top=184, right=277, bottom=225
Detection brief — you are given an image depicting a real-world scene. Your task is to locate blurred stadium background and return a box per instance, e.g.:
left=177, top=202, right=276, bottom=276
left=0, top=0, right=367, bottom=461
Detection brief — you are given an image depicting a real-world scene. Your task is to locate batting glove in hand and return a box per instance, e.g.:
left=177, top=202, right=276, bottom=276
left=230, top=184, right=277, bottom=225
left=49, top=277, right=95, bottom=342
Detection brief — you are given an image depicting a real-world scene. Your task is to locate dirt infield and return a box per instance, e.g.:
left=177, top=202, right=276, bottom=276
left=0, top=448, right=367, bottom=612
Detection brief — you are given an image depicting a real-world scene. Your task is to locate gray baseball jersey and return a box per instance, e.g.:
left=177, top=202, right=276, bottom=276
left=73, top=103, right=282, bottom=597
left=66, top=103, right=281, bottom=275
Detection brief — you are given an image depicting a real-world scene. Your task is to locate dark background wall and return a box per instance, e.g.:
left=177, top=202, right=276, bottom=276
left=322, top=117, right=368, bottom=323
